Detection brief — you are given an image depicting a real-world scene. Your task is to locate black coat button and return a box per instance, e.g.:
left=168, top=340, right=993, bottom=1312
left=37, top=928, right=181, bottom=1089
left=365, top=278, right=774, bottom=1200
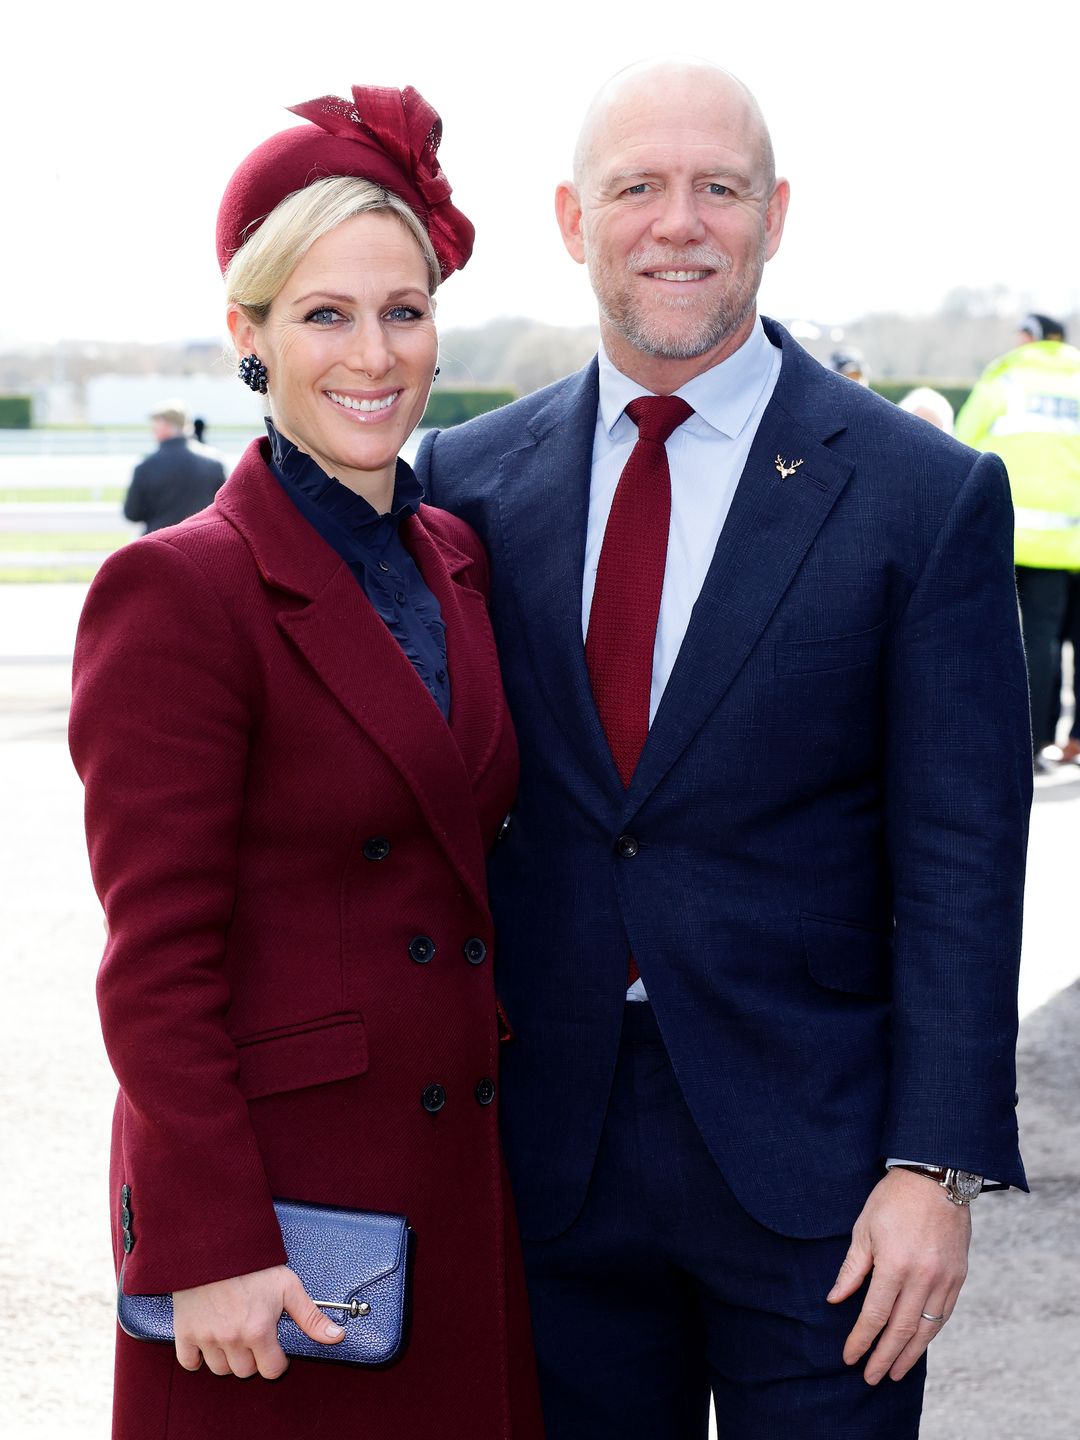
left=395, top=590, right=407, bottom=605
left=475, top=1077, right=496, bottom=1106
left=122, top=1231, right=134, bottom=1253
left=378, top=560, right=390, bottom=573
left=464, top=938, right=487, bottom=965
left=363, top=837, right=391, bottom=861
left=409, top=935, right=435, bottom=964
left=120, top=1206, right=131, bottom=1228
left=616, top=835, right=639, bottom=858
left=422, top=1083, right=447, bottom=1113
left=121, top=1184, right=131, bottom=1205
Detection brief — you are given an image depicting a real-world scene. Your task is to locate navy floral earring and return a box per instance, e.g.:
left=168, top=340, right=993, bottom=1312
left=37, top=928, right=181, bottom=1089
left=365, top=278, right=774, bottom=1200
left=238, top=354, right=268, bottom=393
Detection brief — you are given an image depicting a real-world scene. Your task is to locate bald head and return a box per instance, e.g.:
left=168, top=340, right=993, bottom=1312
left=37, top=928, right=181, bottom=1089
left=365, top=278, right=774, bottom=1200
left=554, top=56, right=789, bottom=390
left=573, top=60, right=776, bottom=198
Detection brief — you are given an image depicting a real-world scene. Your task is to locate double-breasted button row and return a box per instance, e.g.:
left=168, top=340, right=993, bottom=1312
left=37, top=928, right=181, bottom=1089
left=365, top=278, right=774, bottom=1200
left=420, top=1079, right=497, bottom=1112
left=409, top=936, right=487, bottom=965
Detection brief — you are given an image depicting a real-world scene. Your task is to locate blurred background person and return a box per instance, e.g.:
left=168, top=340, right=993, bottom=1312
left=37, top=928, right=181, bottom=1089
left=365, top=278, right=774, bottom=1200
left=955, top=313, right=1080, bottom=771
left=123, top=400, right=227, bottom=533
left=830, top=346, right=871, bottom=385
left=898, top=385, right=954, bottom=433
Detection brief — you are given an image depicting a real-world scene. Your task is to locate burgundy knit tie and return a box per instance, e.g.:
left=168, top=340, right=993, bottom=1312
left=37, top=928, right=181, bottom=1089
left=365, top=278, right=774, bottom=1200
left=586, top=395, right=693, bottom=985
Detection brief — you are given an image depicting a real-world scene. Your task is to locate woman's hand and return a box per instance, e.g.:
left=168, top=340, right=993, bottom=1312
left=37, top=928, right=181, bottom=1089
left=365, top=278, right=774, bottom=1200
left=173, top=1265, right=345, bottom=1378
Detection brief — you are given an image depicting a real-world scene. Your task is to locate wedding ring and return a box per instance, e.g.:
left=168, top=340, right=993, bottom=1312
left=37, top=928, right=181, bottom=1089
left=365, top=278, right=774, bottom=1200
left=920, top=1311, right=946, bottom=1323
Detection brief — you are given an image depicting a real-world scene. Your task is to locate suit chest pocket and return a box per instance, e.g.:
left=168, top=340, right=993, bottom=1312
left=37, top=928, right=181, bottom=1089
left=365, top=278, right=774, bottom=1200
left=774, top=620, right=885, bottom=677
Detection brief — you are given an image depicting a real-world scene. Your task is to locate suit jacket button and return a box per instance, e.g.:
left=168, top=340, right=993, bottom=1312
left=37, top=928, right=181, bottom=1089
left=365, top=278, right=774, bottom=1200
left=464, top=938, right=487, bottom=965
left=475, top=1077, right=496, bottom=1106
left=122, top=1231, right=134, bottom=1253
left=616, top=835, right=639, bottom=858
left=422, top=1083, right=447, bottom=1113
left=121, top=1185, right=132, bottom=1205
left=363, top=837, right=391, bottom=861
left=120, top=1206, right=132, bottom=1228
left=409, top=935, right=435, bottom=964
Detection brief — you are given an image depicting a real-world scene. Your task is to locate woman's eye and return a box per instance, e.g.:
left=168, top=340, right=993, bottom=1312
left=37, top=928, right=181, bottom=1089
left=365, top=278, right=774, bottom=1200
left=386, top=305, right=425, bottom=322
left=305, top=307, right=342, bottom=325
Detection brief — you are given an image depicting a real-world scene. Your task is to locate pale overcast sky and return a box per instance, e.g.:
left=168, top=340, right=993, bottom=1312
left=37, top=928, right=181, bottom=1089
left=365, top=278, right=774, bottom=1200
left=6, top=0, right=1078, bottom=347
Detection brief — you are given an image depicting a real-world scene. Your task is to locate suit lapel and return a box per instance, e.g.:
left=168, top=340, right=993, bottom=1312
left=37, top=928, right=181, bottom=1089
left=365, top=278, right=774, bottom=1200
left=623, top=326, right=856, bottom=817
left=496, top=361, right=624, bottom=802
left=218, top=441, right=490, bottom=913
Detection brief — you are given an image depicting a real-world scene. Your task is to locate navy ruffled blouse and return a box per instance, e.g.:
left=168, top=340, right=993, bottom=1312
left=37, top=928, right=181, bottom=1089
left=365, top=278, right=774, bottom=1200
left=266, top=421, right=450, bottom=719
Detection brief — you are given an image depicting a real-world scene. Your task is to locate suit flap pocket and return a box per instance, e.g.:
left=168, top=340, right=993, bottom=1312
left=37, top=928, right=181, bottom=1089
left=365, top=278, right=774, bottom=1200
left=235, top=1014, right=368, bottom=1100
left=801, top=914, right=891, bottom=997
left=776, top=622, right=884, bottom=675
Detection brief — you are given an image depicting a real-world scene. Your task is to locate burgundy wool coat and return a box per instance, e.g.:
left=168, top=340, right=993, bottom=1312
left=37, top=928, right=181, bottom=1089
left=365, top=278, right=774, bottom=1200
left=69, top=439, right=544, bottom=1440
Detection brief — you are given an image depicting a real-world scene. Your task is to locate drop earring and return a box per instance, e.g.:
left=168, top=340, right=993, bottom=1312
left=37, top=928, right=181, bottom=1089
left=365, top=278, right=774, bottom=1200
left=238, top=354, right=268, bottom=393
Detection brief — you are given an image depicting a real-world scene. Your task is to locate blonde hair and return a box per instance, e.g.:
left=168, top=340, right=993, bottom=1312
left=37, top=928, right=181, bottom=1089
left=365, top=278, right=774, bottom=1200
left=225, top=174, right=440, bottom=324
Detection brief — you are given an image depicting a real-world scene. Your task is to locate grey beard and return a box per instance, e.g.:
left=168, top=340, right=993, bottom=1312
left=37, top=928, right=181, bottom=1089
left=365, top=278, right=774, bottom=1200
left=601, top=286, right=758, bottom=359
left=592, top=240, right=765, bottom=360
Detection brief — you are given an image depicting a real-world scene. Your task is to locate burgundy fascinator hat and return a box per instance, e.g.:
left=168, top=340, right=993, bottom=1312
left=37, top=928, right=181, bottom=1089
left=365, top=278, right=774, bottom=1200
left=216, top=85, right=474, bottom=281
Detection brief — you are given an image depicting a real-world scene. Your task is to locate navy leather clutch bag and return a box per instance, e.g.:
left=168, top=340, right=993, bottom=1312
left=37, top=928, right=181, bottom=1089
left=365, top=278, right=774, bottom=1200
left=117, top=1197, right=413, bottom=1367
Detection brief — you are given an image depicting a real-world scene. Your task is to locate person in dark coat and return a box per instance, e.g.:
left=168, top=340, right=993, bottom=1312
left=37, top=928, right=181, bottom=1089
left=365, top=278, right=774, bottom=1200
left=123, top=402, right=227, bottom=532
left=70, top=84, right=543, bottom=1440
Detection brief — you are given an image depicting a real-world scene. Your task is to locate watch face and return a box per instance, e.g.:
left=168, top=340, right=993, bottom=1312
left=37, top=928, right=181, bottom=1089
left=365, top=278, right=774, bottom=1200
left=949, top=1170, right=983, bottom=1202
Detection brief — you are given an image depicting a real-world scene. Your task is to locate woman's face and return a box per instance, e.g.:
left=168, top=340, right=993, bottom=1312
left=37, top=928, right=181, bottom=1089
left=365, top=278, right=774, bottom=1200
left=234, top=211, right=438, bottom=503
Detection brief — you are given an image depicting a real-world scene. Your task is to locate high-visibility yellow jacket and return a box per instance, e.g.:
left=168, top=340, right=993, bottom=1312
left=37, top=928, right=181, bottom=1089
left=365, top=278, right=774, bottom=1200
left=955, top=340, right=1080, bottom=569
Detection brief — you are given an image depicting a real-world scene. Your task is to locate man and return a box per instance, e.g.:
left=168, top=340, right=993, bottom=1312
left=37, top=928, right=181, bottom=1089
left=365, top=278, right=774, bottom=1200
left=955, top=314, right=1080, bottom=768
left=416, top=61, right=1030, bottom=1437
left=123, top=401, right=226, bottom=533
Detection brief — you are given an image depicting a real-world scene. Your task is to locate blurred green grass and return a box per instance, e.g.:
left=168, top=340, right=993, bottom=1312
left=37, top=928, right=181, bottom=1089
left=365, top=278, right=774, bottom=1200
left=0, top=487, right=127, bottom=503
left=0, top=534, right=131, bottom=552
left=0, top=566, right=99, bottom=583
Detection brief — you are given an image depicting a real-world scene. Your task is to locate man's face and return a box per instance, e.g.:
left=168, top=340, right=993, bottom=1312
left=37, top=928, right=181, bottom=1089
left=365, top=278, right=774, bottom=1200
left=557, top=72, right=788, bottom=386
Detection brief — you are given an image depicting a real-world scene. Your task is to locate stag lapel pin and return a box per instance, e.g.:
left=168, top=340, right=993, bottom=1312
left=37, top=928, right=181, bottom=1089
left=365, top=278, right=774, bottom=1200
left=775, top=454, right=804, bottom=481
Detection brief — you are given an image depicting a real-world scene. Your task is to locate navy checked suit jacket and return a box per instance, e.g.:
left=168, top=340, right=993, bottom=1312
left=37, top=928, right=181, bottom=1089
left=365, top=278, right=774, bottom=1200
left=414, top=319, right=1031, bottom=1241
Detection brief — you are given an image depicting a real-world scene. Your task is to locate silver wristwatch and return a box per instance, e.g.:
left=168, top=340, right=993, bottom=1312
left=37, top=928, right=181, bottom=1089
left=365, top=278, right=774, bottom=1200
left=889, top=1163, right=983, bottom=1206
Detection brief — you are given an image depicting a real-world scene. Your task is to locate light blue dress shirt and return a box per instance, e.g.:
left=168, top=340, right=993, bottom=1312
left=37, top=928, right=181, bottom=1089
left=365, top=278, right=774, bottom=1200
left=582, top=320, right=782, bottom=1001
left=582, top=318, right=783, bottom=728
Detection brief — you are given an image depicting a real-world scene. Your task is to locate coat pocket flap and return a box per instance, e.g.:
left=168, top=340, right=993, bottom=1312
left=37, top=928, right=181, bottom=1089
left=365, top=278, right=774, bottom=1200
left=235, top=1014, right=369, bottom=1100
left=800, top=914, right=892, bottom=997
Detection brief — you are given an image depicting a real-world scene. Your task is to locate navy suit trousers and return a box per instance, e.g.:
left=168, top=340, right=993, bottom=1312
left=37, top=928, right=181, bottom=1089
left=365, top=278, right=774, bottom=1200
left=521, top=1004, right=926, bottom=1439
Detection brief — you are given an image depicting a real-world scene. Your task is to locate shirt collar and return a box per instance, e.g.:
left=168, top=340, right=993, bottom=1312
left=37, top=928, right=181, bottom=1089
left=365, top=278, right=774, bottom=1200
left=265, top=418, right=424, bottom=536
left=597, top=317, right=777, bottom=441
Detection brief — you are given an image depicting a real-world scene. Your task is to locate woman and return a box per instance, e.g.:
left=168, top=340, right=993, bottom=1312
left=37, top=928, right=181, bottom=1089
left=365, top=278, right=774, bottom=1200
left=70, top=86, right=543, bottom=1440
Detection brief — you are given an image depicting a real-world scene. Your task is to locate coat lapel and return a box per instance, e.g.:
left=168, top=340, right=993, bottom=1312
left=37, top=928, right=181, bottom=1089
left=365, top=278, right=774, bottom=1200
left=217, top=441, right=490, bottom=913
left=623, top=325, right=855, bottom=817
left=496, top=361, right=624, bottom=803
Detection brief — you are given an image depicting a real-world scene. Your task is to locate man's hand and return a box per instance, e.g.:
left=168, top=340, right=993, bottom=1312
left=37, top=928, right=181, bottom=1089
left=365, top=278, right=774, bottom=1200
left=173, top=1265, right=345, bottom=1379
left=827, top=1167, right=971, bottom=1384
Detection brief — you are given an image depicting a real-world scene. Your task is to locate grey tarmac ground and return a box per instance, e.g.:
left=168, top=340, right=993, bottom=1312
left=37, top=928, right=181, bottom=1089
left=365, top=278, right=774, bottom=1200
left=0, top=585, right=1077, bottom=1439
